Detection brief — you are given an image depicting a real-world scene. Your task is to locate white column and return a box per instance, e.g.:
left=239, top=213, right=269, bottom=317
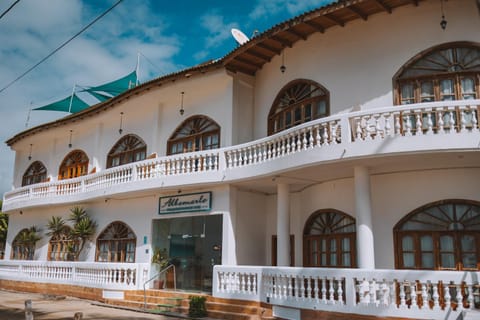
left=277, top=183, right=290, bottom=266
left=93, top=122, right=104, bottom=171
left=354, top=166, right=375, bottom=269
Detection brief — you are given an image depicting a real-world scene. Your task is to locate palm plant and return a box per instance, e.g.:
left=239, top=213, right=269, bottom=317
left=18, top=226, right=41, bottom=259
left=68, top=207, right=97, bottom=261
left=46, top=216, right=66, bottom=238
left=0, top=212, right=8, bottom=243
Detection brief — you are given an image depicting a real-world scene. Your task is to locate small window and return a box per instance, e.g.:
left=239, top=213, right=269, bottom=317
left=303, top=210, right=356, bottom=268
left=395, top=42, right=480, bottom=104
left=22, top=161, right=47, bottom=186
left=107, top=134, right=147, bottom=168
left=96, top=221, right=136, bottom=263
left=268, top=79, right=330, bottom=135
left=58, top=150, right=89, bottom=180
left=11, top=227, right=40, bottom=260
left=167, top=116, right=220, bottom=155
left=394, top=199, right=480, bottom=270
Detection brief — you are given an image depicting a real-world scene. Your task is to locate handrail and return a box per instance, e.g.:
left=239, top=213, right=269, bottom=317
left=143, top=264, right=176, bottom=309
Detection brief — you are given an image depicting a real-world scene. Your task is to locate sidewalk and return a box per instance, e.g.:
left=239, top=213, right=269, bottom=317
left=0, top=289, right=184, bottom=320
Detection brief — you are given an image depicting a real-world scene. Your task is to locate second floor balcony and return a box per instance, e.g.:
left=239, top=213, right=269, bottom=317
left=4, top=99, right=480, bottom=212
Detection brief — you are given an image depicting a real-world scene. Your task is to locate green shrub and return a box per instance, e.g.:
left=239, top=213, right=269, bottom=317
left=188, top=295, right=207, bottom=318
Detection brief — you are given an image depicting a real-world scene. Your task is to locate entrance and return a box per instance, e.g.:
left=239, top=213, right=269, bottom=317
left=152, top=214, right=222, bottom=292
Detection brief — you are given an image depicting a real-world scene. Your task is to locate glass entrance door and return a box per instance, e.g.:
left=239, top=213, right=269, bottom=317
left=152, top=214, right=223, bottom=292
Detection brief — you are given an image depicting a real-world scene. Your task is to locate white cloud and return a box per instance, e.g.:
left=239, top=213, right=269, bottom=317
left=249, top=0, right=330, bottom=20
left=195, top=11, right=238, bottom=59
left=0, top=0, right=183, bottom=197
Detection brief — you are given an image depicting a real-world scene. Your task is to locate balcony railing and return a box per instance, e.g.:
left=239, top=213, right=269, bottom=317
left=213, top=265, right=480, bottom=320
left=0, top=260, right=150, bottom=290
left=4, top=99, right=480, bottom=211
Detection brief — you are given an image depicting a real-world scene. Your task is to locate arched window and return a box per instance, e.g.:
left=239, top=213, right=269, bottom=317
left=47, top=226, right=78, bottom=261
left=268, top=79, right=329, bottom=135
left=22, top=161, right=47, bottom=186
left=394, top=42, right=480, bottom=105
left=394, top=199, right=480, bottom=270
left=58, top=150, right=89, bottom=180
left=303, top=210, right=356, bottom=268
left=11, top=227, right=40, bottom=260
left=107, top=134, right=146, bottom=168
left=96, top=221, right=136, bottom=263
left=167, top=116, right=220, bottom=155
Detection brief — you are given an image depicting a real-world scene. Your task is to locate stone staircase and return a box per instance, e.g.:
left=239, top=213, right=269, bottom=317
left=103, top=289, right=276, bottom=320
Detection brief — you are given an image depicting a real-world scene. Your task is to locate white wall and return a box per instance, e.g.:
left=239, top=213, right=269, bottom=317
left=10, top=69, right=233, bottom=188
left=252, top=0, right=480, bottom=138
left=234, top=189, right=267, bottom=265
left=263, top=168, right=480, bottom=269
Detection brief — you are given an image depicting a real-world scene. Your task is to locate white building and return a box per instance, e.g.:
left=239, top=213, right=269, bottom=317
left=2, top=0, right=480, bottom=319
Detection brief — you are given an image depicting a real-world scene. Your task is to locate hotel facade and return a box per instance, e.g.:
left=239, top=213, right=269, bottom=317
left=2, top=0, right=480, bottom=319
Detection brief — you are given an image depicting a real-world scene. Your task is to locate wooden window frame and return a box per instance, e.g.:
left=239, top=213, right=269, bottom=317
left=167, top=115, right=220, bottom=155
left=268, top=79, right=330, bottom=135
left=11, top=228, right=36, bottom=260
left=22, top=161, right=47, bottom=186
left=394, top=199, right=480, bottom=271
left=107, top=134, right=147, bottom=169
left=47, top=227, right=78, bottom=261
left=394, top=42, right=480, bottom=105
left=302, top=209, right=356, bottom=268
left=95, top=221, right=136, bottom=263
left=58, top=150, right=89, bottom=180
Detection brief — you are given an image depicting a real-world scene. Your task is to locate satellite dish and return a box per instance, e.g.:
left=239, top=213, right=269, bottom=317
left=231, top=28, right=249, bottom=45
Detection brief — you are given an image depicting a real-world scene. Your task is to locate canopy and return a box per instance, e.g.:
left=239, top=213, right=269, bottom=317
left=33, top=94, right=89, bottom=113
left=83, top=70, right=138, bottom=97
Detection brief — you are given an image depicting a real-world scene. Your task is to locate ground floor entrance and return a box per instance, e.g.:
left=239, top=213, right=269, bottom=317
left=152, top=214, right=223, bottom=292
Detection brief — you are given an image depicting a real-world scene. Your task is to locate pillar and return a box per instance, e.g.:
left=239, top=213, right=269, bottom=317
left=354, top=166, right=375, bottom=269
left=277, top=183, right=290, bottom=266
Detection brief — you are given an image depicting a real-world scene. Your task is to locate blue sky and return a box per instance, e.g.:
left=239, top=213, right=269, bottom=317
left=0, top=0, right=333, bottom=197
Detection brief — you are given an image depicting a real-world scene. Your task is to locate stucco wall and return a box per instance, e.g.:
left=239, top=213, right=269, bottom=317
left=252, top=0, right=480, bottom=138
left=263, top=167, right=480, bottom=269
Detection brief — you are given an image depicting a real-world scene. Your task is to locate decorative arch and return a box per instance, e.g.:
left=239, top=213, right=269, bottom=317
left=394, top=199, right=480, bottom=270
left=303, top=209, right=356, bottom=268
left=268, top=79, right=329, bottom=135
left=394, top=41, right=480, bottom=105
left=167, top=115, right=220, bottom=155
left=48, top=226, right=77, bottom=261
left=96, top=221, right=136, bottom=263
left=22, top=161, right=47, bottom=186
left=58, top=150, right=89, bottom=180
left=107, top=134, right=146, bottom=168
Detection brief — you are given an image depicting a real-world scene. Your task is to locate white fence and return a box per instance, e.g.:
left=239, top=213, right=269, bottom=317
left=213, top=265, right=480, bottom=319
left=4, top=99, right=480, bottom=210
left=0, top=260, right=150, bottom=290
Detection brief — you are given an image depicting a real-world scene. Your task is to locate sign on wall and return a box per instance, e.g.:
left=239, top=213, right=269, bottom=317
left=159, top=191, right=212, bottom=214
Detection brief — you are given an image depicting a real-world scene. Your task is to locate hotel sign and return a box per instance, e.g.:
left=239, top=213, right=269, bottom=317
left=159, top=191, right=212, bottom=214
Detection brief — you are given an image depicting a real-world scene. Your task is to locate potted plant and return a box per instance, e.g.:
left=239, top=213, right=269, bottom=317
left=188, top=295, right=207, bottom=318
left=151, top=248, right=169, bottom=289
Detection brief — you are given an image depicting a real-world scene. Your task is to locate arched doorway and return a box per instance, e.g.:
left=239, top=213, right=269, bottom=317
left=303, top=209, right=356, bottom=267
left=58, top=150, right=89, bottom=180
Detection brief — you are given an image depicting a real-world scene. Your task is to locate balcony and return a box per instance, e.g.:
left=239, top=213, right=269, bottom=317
left=212, top=265, right=480, bottom=320
left=4, top=99, right=480, bottom=212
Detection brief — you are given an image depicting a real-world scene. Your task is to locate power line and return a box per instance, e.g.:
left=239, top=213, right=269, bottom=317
left=0, top=0, right=20, bottom=20
left=0, top=0, right=124, bottom=94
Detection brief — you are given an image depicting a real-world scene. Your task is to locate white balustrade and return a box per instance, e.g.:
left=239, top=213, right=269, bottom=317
left=4, top=100, right=480, bottom=211
left=213, top=265, right=480, bottom=319
left=0, top=260, right=149, bottom=290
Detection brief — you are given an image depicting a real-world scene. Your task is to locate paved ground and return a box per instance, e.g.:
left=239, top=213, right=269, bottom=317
left=0, top=289, right=184, bottom=320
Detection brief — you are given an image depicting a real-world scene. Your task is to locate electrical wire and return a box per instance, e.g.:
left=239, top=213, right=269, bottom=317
left=0, top=0, right=124, bottom=94
left=0, top=0, right=20, bottom=20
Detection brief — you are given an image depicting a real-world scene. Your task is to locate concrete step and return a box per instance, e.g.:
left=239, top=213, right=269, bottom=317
left=106, top=290, right=275, bottom=320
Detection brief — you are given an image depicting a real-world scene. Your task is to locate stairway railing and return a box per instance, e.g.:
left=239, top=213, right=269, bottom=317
left=142, top=264, right=176, bottom=309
